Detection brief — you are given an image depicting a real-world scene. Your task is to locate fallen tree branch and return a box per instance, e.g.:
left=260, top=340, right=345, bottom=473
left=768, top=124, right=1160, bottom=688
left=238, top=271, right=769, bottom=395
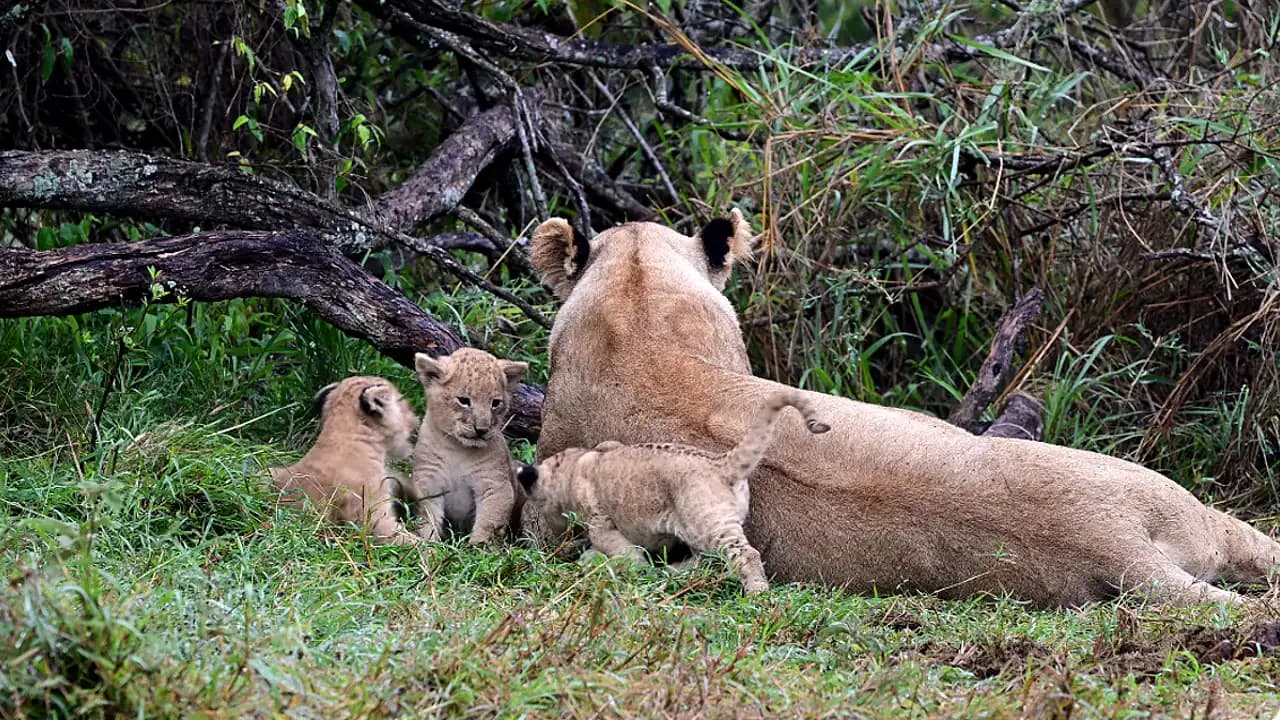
left=948, top=287, right=1045, bottom=432
left=0, top=149, right=375, bottom=250
left=0, top=98, right=522, bottom=252
left=371, top=102, right=522, bottom=233
left=0, top=231, right=545, bottom=438
left=980, top=392, right=1044, bottom=441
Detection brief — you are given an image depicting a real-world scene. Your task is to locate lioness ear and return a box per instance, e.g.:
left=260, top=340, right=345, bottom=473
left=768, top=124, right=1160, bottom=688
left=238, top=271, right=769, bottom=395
left=359, top=384, right=392, bottom=417
left=500, top=360, right=529, bottom=387
left=516, top=464, right=539, bottom=492
left=531, top=218, right=590, bottom=300
left=415, top=352, right=447, bottom=385
left=312, top=382, right=339, bottom=414
left=698, top=208, right=754, bottom=273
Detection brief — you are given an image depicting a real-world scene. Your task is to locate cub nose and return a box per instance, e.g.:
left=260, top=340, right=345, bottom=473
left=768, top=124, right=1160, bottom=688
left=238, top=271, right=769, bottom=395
left=474, top=427, right=490, bottom=438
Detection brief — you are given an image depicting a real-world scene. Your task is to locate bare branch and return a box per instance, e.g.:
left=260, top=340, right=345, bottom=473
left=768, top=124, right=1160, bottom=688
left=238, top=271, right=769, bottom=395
left=371, top=102, right=523, bottom=234
left=363, top=0, right=1101, bottom=71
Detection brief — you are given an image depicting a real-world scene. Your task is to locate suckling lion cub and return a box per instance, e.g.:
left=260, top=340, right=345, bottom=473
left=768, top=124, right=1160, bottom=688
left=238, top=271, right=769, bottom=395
left=410, top=348, right=528, bottom=544
left=270, top=376, right=419, bottom=545
left=517, top=390, right=830, bottom=594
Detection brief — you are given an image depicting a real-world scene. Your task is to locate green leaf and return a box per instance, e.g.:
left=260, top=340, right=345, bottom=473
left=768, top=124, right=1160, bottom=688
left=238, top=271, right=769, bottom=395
left=949, top=34, right=1051, bottom=72
left=40, top=43, right=55, bottom=83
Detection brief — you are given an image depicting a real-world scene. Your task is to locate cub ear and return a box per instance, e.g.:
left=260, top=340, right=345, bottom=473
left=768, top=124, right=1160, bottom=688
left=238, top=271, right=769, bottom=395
left=359, top=384, right=394, bottom=417
left=415, top=352, right=447, bottom=385
left=312, top=382, right=339, bottom=414
left=516, top=464, right=539, bottom=492
left=698, top=208, right=754, bottom=273
left=500, top=360, right=529, bottom=386
left=531, top=218, right=591, bottom=300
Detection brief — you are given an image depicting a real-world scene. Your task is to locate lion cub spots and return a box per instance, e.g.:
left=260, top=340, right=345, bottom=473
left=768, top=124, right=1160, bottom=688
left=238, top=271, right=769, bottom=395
left=410, top=348, right=528, bottom=544
left=270, top=376, right=420, bottom=545
left=518, top=390, right=829, bottom=595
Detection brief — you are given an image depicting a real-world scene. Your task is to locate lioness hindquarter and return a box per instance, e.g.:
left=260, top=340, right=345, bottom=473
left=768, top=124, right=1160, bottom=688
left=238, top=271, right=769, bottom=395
left=518, top=391, right=829, bottom=595
left=270, top=376, right=419, bottom=545
left=410, top=349, right=529, bottom=544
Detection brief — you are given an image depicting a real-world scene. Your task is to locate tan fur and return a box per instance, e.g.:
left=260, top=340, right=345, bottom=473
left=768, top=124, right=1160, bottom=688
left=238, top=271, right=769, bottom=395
left=520, top=391, right=830, bottom=595
left=410, top=348, right=528, bottom=544
left=270, top=376, right=419, bottom=545
left=528, top=211, right=1280, bottom=608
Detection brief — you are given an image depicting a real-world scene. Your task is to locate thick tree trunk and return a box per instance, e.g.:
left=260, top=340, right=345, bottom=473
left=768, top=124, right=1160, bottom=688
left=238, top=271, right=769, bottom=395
left=0, top=97, right=522, bottom=252
left=980, top=393, right=1044, bottom=441
left=0, top=231, right=545, bottom=438
left=0, top=149, right=376, bottom=249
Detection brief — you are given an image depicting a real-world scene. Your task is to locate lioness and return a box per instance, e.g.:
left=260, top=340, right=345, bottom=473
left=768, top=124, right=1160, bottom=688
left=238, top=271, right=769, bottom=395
left=271, top=376, right=419, bottom=545
left=518, top=390, right=830, bottom=594
left=528, top=211, right=1280, bottom=607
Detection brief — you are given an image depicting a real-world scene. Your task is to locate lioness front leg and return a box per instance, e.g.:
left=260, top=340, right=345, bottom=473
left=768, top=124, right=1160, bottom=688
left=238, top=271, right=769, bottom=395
left=469, top=482, right=515, bottom=545
left=586, top=516, right=646, bottom=565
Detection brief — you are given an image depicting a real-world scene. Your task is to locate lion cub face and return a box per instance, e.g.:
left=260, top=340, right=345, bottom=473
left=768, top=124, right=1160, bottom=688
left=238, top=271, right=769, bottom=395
left=414, top=348, right=528, bottom=448
left=516, top=447, right=596, bottom=548
left=315, top=375, right=418, bottom=459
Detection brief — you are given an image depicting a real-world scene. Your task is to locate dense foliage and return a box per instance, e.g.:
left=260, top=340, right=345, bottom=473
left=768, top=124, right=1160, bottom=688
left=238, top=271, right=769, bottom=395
left=1, top=0, right=1278, bottom=716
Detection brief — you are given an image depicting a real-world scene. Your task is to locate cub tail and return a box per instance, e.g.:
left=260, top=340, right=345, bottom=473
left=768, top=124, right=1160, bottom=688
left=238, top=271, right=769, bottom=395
left=723, top=390, right=829, bottom=483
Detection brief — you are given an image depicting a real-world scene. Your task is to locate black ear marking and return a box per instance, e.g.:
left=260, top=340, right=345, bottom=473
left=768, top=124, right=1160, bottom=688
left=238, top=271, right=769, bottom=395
left=570, top=226, right=591, bottom=275
left=312, top=383, right=337, bottom=414
left=516, top=464, right=539, bottom=492
left=358, top=386, right=384, bottom=417
left=700, top=217, right=735, bottom=270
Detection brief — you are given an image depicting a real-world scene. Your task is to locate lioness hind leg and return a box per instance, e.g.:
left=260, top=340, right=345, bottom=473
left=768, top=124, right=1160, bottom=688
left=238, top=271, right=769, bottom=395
left=1121, top=560, right=1244, bottom=607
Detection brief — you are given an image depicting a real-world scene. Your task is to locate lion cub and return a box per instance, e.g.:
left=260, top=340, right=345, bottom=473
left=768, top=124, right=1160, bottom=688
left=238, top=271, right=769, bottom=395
left=517, top=390, right=830, bottom=594
left=410, top=348, right=529, bottom=544
left=271, top=376, right=420, bottom=545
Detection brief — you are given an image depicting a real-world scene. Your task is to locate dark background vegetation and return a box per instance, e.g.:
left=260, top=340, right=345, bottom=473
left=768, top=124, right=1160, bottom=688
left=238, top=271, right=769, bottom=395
left=1, top=0, right=1279, bottom=715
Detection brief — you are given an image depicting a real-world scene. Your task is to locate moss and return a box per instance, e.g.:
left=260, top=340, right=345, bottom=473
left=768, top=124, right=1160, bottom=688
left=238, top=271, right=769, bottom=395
left=30, top=171, right=60, bottom=201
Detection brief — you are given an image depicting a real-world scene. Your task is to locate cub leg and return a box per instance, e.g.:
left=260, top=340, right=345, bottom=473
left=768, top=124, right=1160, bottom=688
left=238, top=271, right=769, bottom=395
left=411, top=494, right=447, bottom=542
left=586, top=516, right=646, bottom=565
left=469, top=481, right=516, bottom=545
left=685, top=522, right=769, bottom=595
left=360, top=480, right=418, bottom=546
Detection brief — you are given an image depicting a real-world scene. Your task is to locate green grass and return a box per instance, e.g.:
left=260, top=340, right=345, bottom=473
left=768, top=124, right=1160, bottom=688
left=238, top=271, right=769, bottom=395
left=3, top=302, right=1280, bottom=719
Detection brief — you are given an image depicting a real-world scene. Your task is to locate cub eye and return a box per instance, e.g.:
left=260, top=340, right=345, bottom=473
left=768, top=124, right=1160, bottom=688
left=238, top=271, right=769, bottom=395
left=456, top=396, right=471, bottom=407
left=491, top=399, right=503, bottom=409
